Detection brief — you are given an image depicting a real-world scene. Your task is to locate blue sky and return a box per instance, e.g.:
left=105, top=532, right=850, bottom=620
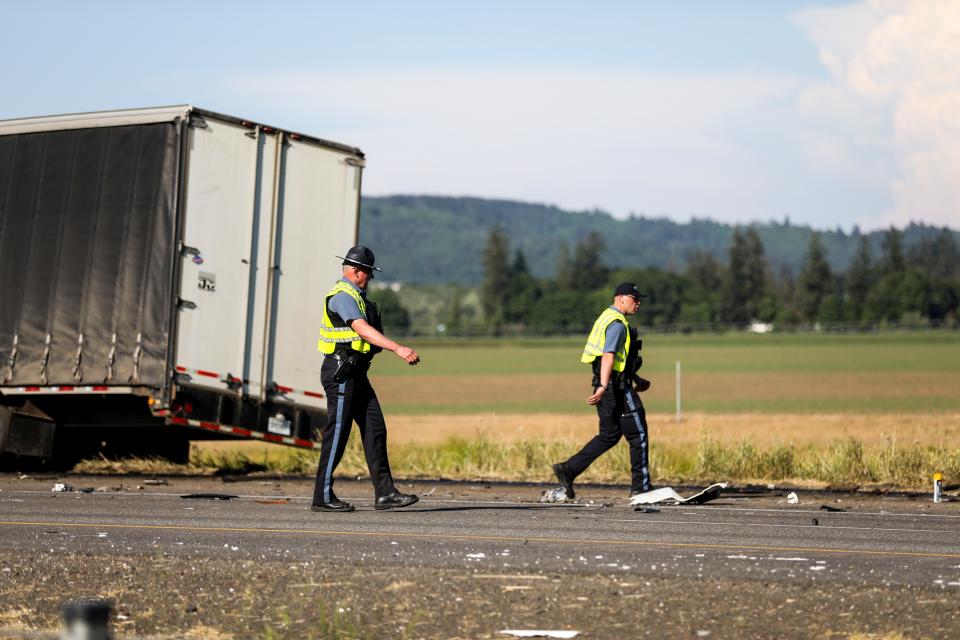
left=3, top=1, right=957, bottom=231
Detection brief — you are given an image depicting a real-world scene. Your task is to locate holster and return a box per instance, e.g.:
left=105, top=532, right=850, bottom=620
left=330, top=350, right=370, bottom=383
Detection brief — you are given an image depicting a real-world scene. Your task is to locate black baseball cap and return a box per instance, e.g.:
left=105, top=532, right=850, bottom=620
left=336, top=245, right=382, bottom=271
left=614, top=282, right=646, bottom=300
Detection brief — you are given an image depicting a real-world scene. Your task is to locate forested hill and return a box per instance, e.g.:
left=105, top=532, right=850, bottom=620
left=358, top=195, right=958, bottom=284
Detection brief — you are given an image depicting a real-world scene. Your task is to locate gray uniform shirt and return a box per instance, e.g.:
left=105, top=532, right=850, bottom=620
left=328, top=278, right=366, bottom=325
left=603, top=307, right=626, bottom=353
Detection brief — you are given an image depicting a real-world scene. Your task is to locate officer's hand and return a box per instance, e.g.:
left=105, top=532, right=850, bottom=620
left=395, top=345, right=420, bottom=365
left=586, top=386, right=605, bottom=405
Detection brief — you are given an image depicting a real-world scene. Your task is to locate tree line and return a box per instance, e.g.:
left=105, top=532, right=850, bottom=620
left=470, top=226, right=960, bottom=334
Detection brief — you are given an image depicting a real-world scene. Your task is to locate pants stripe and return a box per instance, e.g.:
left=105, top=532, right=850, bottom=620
left=625, top=390, right=650, bottom=489
left=323, top=381, right=347, bottom=503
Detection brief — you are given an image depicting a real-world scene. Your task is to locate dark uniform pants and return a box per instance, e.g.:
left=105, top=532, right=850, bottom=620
left=312, top=357, right=396, bottom=504
left=564, top=383, right=651, bottom=494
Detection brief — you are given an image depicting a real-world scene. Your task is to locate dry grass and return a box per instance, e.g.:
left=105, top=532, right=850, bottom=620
left=183, top=412, right=960, bottom=490
left=73, top=456, right=218, bottom=476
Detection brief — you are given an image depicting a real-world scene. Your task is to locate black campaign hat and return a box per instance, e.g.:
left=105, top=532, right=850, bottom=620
left=614, top=282, right=646, bottom=300
left=336, top=245, right=382, bottom=271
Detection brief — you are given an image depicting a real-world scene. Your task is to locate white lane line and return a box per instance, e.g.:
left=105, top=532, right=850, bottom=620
left=601, top=518, right=949, bottom=534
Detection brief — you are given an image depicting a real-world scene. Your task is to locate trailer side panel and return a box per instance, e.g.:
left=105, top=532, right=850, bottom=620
left=0, top=123, right=180, bottom=389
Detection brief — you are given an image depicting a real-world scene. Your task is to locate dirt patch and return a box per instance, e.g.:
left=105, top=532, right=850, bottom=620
left=370, top=370, right=960, bottom=413
left=1, top=551, right=956, bottom=639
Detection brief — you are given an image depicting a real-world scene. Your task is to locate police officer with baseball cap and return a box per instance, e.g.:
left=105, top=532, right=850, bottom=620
left=552, top=282, right=652, bottom=499
left=312, top=245, right=421, bottom=512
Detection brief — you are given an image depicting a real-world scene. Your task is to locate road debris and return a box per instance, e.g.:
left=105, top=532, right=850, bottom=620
left=629, top=483, right=728, bottom=506
left=51, top=483, right=73, bottom=492
left=540, top=487, right=569, bottom=503
left=820, top=504, right=847, bottom=512
left=787, top=492, right=799, bottom=504
left=143, top=478, right=169, bottom=486
left=499, top=630, right=579, bottom=638
left=180, top=493, right=238, bottom=500
left=254, top=498, right=290, bottom=505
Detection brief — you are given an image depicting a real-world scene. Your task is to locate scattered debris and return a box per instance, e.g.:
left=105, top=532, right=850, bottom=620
left=180, top=493, right=238, bottom=500
left=540, top=487, right=569, bottom=503
left=629, top=483, right=728, bottom=506
left=143, top=479, right=169, bottom=486
left=51, top=483, right=73, bottom=492
left=634, top=506, right=661, bottom=514
left=812, top=518, right=819, bottom=526
left=423, top=486, right=437, bottom=496
left=254, top=498, right=290, bottom=505
left=820, top=504, right=847, bottom=512
left=787, top=492, right=799, bottom=504
left=499, top=631, right=579, bottom=639
left=78, top=487, right=94, bottom=493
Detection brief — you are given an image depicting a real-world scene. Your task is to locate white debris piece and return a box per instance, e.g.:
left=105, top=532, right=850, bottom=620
left=51, top=483, right=72, bottom=492
left=787, top=492, right=799, bottom=504
left=629, top=483, right=728, bottom=506
left=540, top=487, right=569, bottom=503
left=499, top=631, right=580, bottom=639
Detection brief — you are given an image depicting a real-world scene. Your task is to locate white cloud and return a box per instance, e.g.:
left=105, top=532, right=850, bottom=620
left=793, top=0, right=960, bottom=229
left=218, top=69, right=808, bottom=223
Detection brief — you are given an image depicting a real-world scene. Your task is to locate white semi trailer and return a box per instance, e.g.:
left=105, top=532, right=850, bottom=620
left=0, top=106, right=364, bottom=464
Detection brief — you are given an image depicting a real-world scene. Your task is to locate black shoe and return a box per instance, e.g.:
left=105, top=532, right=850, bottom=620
left=552, top=463, right=576, bottom=499
left=375, top=491, right=419, bottom=511
left=310, top=498, right=355, bottom=512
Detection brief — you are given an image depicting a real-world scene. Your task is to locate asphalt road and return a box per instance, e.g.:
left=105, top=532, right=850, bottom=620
left=2, top=475, right=958, bottom=590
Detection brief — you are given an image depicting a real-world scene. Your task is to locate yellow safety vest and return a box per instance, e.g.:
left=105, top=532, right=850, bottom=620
left=580, top=307, right=631, bottom=373
left=317, top=281, right=372, bottom=355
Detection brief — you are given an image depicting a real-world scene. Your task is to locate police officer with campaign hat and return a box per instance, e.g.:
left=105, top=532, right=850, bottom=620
left=552, top=282, right=652, bottom=498
left=312, top=246, right=421, bottom=512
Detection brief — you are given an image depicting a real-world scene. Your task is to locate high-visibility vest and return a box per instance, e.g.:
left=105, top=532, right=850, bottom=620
left=317, top=281, right=372, bottom=355
left=580, top=307, right=631, bottom=373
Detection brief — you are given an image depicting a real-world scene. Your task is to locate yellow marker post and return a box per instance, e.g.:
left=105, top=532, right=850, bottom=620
left=933, top=472, right=943, bottom=503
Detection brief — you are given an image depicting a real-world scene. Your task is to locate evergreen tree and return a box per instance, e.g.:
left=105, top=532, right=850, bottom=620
left=880, top=226, right=905, bottom=275
left=505, top=249, right=542, bottom=323
left=569, top=231, right=609, bottom=291
left=480, top=227, right=511, bottom=329
left=909, top=228, right=960, bottom=279
left=554, top=241, right=574, bottom=288
left=684, top=250, right=724, bottom=292
left=722, top=228, right=767, bottom=325
left=797, top=233, right=834, bottom=322
left=845, top=236, right=874, bottom=323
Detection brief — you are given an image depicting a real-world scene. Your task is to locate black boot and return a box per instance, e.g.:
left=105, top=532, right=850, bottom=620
left=311, top=496, right=355, bottom=512
left=375, top=491, right=419, bottom=510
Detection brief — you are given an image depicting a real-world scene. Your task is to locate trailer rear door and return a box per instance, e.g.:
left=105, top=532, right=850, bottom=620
left=173, top=115, right=362, bottom=410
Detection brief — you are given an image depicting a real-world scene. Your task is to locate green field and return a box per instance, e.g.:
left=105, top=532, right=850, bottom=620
left=367, top=331, right=960, bottom=415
